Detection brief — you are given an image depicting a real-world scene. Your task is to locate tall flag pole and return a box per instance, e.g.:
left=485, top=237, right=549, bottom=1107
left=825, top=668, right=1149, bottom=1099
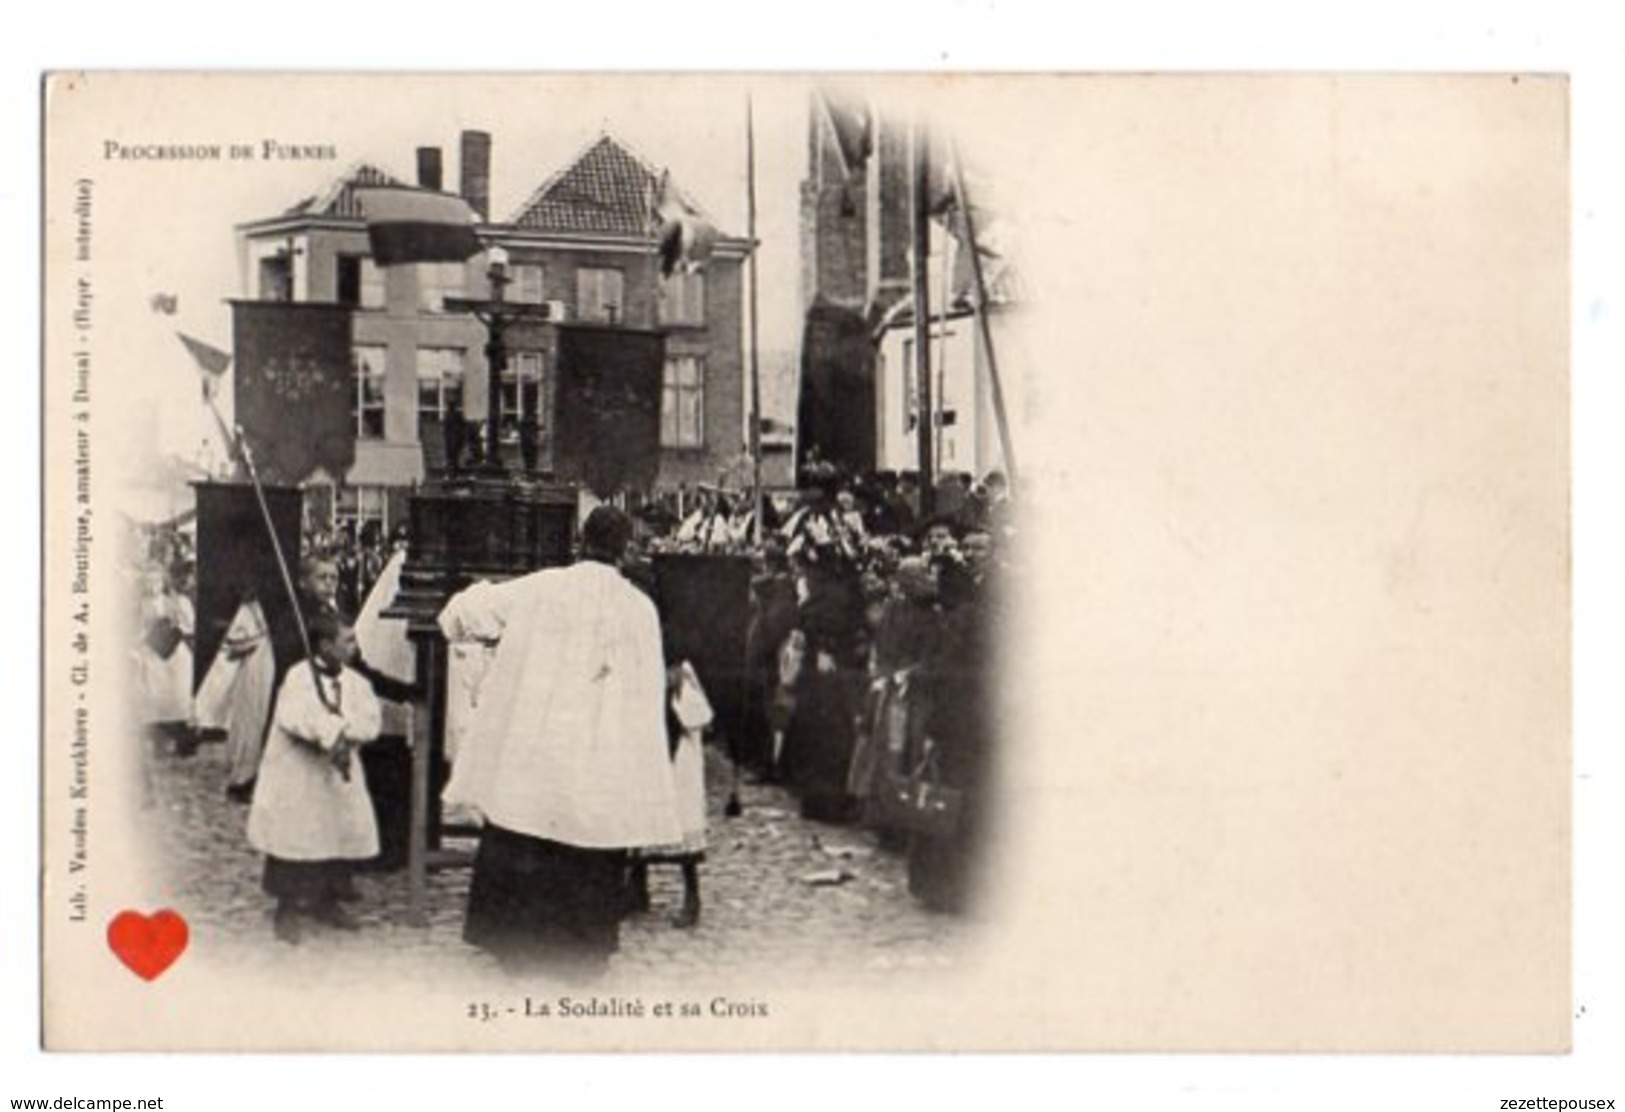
left=173, top=331, right=236, bottom=477
left=198, top=377, right=341, bottom=722
left=936, top=191, right=952, bottom=475
left=232, top=426, right=343, bottom=726
left=747, top=93, right=764, bottom=547
left=910, top=120, right=936, bottom=517
left=949, top=141, right=1019, bottom=485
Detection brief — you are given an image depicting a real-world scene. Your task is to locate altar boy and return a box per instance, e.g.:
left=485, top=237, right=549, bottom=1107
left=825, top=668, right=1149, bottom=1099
left=246, top=611, right=382, bottom=944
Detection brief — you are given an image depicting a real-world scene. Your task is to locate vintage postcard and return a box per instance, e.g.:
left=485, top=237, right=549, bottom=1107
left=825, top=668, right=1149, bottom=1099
left=40, top=71, right=1569, bottom=1051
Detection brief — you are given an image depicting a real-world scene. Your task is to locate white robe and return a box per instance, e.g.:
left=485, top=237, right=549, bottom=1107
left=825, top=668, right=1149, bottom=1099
left=439, top=561, right=681, bottom=850
left=437, top=581, right=503, bottom=767
left=136, top=592, right=194, bottom=724
left=676, top=509, right=735, bottom=553
left=246, top=661, right=382, bottom=861
left=355, top=549, right=415, bottom=737
left=641, top=661, right=713, bottom=857
left=195, top=600, right=275, bottom=788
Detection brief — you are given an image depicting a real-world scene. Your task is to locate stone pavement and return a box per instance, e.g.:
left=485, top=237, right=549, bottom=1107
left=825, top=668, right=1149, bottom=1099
left=138, top=735, right=975, bottom=991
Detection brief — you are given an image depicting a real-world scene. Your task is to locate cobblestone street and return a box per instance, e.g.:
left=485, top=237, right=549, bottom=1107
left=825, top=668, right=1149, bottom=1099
left=138, top=735, right=975, bottom=992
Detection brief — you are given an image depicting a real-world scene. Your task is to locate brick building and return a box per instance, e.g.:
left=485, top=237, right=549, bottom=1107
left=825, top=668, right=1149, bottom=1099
left=799, top=92, right=910, bottom=321
left=235, top=131, right=749, bottom=534
left=795, top=93, right=909, bottom=473
left=798, top=95, right=1022, bottom=481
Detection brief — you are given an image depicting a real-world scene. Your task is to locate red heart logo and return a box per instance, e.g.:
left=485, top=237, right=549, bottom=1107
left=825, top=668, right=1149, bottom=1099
left=107, top=909, right=189, bottom=981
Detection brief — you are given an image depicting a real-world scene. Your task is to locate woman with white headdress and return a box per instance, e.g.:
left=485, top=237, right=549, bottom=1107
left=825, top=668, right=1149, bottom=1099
left=195, top=589, right=275, bottom=802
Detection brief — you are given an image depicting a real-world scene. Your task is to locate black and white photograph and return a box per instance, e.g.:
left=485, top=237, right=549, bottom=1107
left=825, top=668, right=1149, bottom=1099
left=27, top=53, right=1606, bottom=1090
left=45, top=74, right=1033, bottom=1047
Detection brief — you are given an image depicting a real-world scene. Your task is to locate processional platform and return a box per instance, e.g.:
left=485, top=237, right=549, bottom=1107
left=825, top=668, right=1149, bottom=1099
left=382, top=469, right=578, bottom=926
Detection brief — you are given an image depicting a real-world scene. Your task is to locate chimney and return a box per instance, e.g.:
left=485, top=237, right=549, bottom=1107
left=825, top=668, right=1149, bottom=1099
left=460, top=130, right=491, bottom=221
left=416, top=147, right=443, bottom=191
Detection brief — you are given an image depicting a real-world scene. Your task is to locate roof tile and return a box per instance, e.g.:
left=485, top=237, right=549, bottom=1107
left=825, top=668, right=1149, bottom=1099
left=511, top=135, right=687, bottom=236
left=284, top=163, right=407, bottom=219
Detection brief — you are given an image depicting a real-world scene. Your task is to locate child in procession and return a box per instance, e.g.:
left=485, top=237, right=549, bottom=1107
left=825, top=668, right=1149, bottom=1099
left=246, top=611, right=382, bottom=944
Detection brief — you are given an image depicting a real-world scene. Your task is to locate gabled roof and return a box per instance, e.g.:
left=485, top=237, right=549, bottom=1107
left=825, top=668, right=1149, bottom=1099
left=249, top=138, right=739, bottom=250
left=508, top=134, right=717, bottom=237
left=281, top=162, right=407, bottom=220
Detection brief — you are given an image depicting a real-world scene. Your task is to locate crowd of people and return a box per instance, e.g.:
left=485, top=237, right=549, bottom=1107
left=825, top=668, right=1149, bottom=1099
left=653, top=465, right=1014, bottom=917
left=127, top=463, right=1015, bottom=976
left=301, top=519, right=404, bottom=619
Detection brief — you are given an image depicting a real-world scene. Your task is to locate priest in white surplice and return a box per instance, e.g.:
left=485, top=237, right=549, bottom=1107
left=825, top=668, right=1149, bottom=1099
left=439, top=506, right=680, bottom=978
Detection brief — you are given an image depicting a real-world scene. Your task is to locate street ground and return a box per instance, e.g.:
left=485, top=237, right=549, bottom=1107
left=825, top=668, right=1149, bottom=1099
left=139, top=733, right=976, bottom=993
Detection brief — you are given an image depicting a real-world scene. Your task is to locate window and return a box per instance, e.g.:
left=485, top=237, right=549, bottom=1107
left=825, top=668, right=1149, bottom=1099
left=510, top=263, right=545, bottom=304
left=417, top=261, right=466, bottom=313
left=661, top=355, right=705, bottom=449
left=577, top=267, right=624, bottom=324
left=416, top=347, right=465, bottom=424
left=352, top=345, right=387, bottom=440
left=658, top=271, right=705, bottom=326
left=258, top=254, right=293, bottom=302
left=500, top=351, right=545, bottom=444
left=337, top=255, right=385, bottom=309
left=335, top=485, right=389, bottom=537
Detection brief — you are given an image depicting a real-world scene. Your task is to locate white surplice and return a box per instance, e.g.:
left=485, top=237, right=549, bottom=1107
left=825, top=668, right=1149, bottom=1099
left=439, top=561, right=681, bottom=850
left=195, top=600, right=276, bottom=788
left=246, top=661, right=383, bottom=861
left=355, top=549, right=415, bottom=737
left=644, top=660, right=713, bottom=856
left=136, top=591, right=194, bottom=724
